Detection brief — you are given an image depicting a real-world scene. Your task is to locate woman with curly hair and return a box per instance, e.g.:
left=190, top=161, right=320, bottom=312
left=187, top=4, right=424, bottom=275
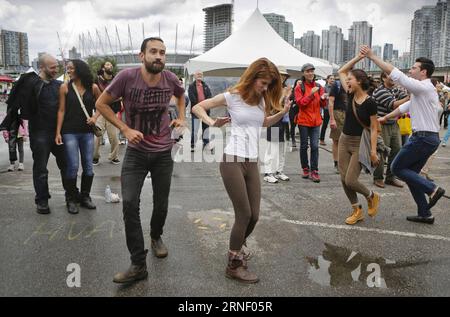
left=193, top=58, right=291, bottom=283
left=56, top=59, right=101, bottom=214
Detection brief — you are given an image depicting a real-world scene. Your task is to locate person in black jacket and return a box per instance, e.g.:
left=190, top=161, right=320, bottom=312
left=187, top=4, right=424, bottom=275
left=188, top=71, right=212, bottom=152
left=1, top=54, right=70, bottom=214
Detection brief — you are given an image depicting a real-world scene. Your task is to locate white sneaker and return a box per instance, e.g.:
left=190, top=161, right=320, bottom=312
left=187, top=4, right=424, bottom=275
left=7, top=164, right=15, bottom=172
left=263, top=174, right=279, bottom=183
left=18, top=163, right=24, bottom=171
left=442, top=142, right=447, bottom=147
left=275, top=172, right=290, bottom=181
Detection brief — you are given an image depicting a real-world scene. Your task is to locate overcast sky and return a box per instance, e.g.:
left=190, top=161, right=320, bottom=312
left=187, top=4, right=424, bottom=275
left=0, top=0, right=435, bottom=62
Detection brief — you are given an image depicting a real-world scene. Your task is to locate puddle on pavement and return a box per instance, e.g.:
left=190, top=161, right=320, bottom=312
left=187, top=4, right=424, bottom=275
left=306, top=243, right=430, bottom=289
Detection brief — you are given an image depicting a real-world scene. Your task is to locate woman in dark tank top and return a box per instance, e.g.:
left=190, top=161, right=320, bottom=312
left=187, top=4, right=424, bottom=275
left=55, top=59, right=101, bottom=214
left=337, top=51, right=381, bottom=227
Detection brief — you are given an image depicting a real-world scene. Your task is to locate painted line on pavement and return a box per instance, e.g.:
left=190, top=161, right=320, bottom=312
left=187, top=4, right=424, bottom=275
left=282, top=219, right=450, bottom=242
left=206, top=209, right=450, bottom=243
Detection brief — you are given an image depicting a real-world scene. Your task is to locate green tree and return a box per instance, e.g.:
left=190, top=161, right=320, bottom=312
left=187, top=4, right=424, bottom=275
left=86, top=56, right=119, bottom=81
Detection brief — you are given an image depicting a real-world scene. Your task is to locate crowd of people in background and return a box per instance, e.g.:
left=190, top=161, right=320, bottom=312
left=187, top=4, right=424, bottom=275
left=0, top=37, right=449, bottom=285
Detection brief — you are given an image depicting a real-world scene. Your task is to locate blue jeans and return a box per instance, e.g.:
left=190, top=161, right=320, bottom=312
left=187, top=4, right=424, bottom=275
left=443, top=116, right=450, bottom=143
left=121, top=147, right=174, bottom=265
left=29, top=130, right=68, bottom=203
left=299, top=125, right=320, bottom=171
left=62, top=133, right=94, bottom=179
left=391, top=133, right=440, bottom=217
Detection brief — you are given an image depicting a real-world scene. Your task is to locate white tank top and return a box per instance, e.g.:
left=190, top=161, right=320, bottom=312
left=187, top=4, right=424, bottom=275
left=223, top=92, right=265, bottom=159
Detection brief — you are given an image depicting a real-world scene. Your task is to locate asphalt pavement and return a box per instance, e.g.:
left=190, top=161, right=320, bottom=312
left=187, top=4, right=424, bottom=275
left=1, top=103, right=450, bottom=296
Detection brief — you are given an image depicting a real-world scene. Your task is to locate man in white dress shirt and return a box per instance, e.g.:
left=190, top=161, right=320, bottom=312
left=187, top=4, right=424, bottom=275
left=360, top=45, right=445, bottom=224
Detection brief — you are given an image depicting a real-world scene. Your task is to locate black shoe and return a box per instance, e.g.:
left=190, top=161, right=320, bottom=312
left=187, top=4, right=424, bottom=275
left=406, top=215, right=435, bottom=224
left=428, top=187, right=445, bottom=210
left=113, top=264, right=148, bottom=284
left=93, top=158, right=99, bottom=166
left=67, top=201, right=79, bottom=214
left=36, top=201, right=50, bottom=214
left=151, top=237, right=168, bottom=258
left=79, top=195, right=96, bottom=209
left=110, top=158, right=120, bottom=165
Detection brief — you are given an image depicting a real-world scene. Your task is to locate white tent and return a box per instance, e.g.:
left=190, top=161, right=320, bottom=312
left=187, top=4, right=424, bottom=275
left=26, top=67, right=37, bottom=74
left=185, top=9, right=333, bottom=78
left=13, top=67, right=37, bottom=81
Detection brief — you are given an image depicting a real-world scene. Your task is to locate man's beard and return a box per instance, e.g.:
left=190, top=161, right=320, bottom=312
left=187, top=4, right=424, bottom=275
left=45, top=70, right=55, bottom=80
left=104, top=69, right=113, bottom=75
left=145, top=60, right=165, bottom=74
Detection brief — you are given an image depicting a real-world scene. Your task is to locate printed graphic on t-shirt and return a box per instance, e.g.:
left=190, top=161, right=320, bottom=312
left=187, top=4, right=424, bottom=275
left=128, top=87, right=173, bottom=136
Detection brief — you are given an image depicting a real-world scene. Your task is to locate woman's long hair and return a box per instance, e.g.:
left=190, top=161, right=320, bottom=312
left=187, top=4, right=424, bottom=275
left=230, top=58, right=283, bottom=114
left=70, top=59, right=94, bottom=91
left=349, top=69, right=377, bottom=95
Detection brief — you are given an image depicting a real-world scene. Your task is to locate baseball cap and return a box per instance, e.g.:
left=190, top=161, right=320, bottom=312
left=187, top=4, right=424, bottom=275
left=301, top=63, right=315, bottom=72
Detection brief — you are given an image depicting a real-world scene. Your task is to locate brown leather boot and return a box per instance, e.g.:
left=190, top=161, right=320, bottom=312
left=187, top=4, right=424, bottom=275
left=113, top=263, right=148, bottom=284
left=151, top=237, right=168, bottom=258
left=225, top=252, right=259, bottom=284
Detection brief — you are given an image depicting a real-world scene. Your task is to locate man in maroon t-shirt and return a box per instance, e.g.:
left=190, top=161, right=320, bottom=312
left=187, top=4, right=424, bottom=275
left=96, top=37, right=185, bottom=284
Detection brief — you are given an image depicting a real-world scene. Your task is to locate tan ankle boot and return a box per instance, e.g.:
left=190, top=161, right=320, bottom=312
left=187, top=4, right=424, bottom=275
left=345, top=205, right=364, bottom=225
left=225, top=252, right=259, bottom=284
left=367, top=192, right=380, bottom=217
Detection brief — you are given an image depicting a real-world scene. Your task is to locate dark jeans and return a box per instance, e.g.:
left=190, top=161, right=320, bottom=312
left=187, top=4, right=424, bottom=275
left=8, top=130, right=24, bottom=163
left=282, top=122, right=290, bottom=141
left=440, top=111, right=449, bottom=128
left=320, top=109, right=330, bottom=141
left=62, top=133, right=94, bottom=179
left=29, top=130, right=68, bottom=204
left=391, top=133, right=440, bottom=217
left=289, top=111, right=298, bottom=145
left=299, top=125, right=320, bottom=171
left=121, top=147, right=174, bottom=265
left=191, top=117, right=209, bottom=148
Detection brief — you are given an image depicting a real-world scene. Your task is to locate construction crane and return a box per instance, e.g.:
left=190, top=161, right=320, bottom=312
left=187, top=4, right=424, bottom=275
left=56, top=31, right=67, bottom=75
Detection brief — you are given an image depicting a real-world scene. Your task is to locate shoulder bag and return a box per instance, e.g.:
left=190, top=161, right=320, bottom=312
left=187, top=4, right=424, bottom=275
left=72, top=82, right=103, bottom=137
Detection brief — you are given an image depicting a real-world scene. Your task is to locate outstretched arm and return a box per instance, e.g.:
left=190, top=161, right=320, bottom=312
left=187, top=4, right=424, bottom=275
left=192, top=94, right=230, bottom=127
left=360, top=45, right=394, bottom=75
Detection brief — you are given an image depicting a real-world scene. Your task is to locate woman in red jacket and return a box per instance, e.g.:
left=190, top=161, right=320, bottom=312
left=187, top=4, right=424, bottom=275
left=294, top=63, right=327, bottom=183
